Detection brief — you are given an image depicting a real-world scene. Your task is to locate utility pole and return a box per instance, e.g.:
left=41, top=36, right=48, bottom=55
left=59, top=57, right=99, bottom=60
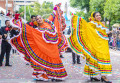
left=104, top=0, right=106, bottom=22
left=13, top=0, right=15, bottom=13
left=65, top=2, right=67, bottom=15
left=28, top=6, right=31, bottom=18
left=24, top=0, right=26, bottom=20
left=6, top=0, right=8, bottom=14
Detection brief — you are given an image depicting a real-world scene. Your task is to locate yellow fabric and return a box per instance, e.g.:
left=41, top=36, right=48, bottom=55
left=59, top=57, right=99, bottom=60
left=68, top=15, right=112, bottom=76
left=89, top=12, right=95, bottom=21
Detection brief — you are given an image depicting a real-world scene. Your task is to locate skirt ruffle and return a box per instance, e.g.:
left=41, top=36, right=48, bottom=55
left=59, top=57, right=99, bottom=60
left=10, top=22, right=67, bottom=80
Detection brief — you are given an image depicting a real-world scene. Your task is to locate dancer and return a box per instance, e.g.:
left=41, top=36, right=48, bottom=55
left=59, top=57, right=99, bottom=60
left=10, top=4, right=67, bottom=82
left=47, top=4, right=68, bottom=58
left=68, top=12, right=112, bottom=83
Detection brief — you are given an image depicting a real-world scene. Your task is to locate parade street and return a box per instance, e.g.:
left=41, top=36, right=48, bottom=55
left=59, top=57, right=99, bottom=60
left=0, top=49, right=120, bottom=83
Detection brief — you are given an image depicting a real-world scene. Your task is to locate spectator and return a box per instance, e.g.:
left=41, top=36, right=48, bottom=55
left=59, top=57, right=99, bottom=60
left=6, top=10, right=10, bottom=16
left=67, top=26, right=71, bottom=35
left=6, top=13, right=13, bottom=20
left=27, top=15, right=37, bottom=28
left=9, top=13, right=13, bottom=19
left=0, top=20, right=19, bottom=66
left=112, top=34, right=117, bottom=50
left=15, top=11, right=24, bottom=20
left=109, top=36, right=113, bottom=48
left=0, top=10, right=5, bottom=16
left=72, top=51, right=81, bottom=64
left=117, top=34, right=120, bottom=50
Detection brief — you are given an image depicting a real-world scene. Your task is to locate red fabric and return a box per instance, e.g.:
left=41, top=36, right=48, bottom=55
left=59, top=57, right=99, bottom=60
left=29, top=22, right=34, bottom=26
left=5, top=27, right=9, bottom=31
left=15, top=13, right=20, bottom=20
left=6, top=13, right=10, bottom=16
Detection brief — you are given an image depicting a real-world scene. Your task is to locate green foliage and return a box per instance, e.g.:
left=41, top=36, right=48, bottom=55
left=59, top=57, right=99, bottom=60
left=19, top=5, right=33, bottom=21
left=70, top=0, right=91, bottom=21
left=70, top=0, right=90, bottom=12
left=89, top=0, right=105, bottom=17
left=32, top=1, right=53, bottom=19
left=76, top=11, right=85, bottom=17
left=76, top=11, right=91, bottom=21
left=104, top=0, right=120, bottom=28
left=70, top=0, right=120, bottom=28
left=19, top=1, right=53, bottom=21
left=104, top=0, right=120, bottom=20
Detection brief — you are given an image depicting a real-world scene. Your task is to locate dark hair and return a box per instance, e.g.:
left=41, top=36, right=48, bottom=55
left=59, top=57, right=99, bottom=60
left=13, top=14, right=15, bottom=17
left=5, top=20, right=9, bottom=24
left=8, top=10, right=10, bottom=11
left=31, top=15, right=36, bottom=19
left=93, top=12, right=99, bottom=18
left=15, top=11, right=18, bottom=13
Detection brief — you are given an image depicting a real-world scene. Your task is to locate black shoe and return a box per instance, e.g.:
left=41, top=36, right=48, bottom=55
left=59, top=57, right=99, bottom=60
left=51, top=79, right=63, bottom=82
left=26, top=63, right=29, bottom=65
left=35, top=79, right=43, bottom=81
left=101, top=78, right=112, bottom=83
left=72, top=62, right=75, bottom=64
left=55, top=79, right=63, bottom=82
left=0, top=63, right=2, bottom=66
left=60, top=55, right=64, bottom=58
left=34, top=79, right=49, bottom=82
left=51, top=79, right=55, bottom=82
left=5, top=64, right=12, bottom=66
left=90, top=77, right=100, bottom=82
left=77, top=62, right=81, bottom=64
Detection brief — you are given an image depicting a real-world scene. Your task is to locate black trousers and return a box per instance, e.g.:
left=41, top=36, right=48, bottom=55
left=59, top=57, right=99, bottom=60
left=72, top=52, right=80, bottom=63
left=0, top=41, right=11, bottom=65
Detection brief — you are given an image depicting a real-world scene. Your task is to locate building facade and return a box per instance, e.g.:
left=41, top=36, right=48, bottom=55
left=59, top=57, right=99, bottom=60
left=14, top=0, right=38, bottom=11
left=0, top=0, right=14, bottom=14
left=14, top=0, right=38, bottom=6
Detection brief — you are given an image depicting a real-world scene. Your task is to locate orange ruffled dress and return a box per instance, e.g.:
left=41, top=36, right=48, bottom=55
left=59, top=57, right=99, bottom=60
left=48, top=3, right=68, bottom=53
left=10, top=7, right=67, bottom=81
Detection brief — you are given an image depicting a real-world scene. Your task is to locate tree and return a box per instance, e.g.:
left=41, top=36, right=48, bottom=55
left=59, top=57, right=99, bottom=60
left=89, top=0, right=120, bottom=28
left=70, top=0, right=90, bottom=12
left=70, top=0, right=120, bottom=28
left=33, top=1, right=53, bottom=19
left=19, top=1, right=53, bottom=21
left=75, top=11, right=91, bottom=21
left=70, top=0, right=91, bottom=21
left=19, top=5, right=33, bottom=21
left=89, top=0, right=105, bottom=20
left=104, top=0, right=120, bottom=28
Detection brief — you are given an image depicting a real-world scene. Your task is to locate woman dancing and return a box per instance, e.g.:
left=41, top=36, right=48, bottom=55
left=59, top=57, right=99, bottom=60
left=68, top=12, right=112, bottom=83
left=10, top=3, right=67, bottom=82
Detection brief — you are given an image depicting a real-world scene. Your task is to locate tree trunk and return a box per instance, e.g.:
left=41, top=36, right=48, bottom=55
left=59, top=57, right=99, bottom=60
left=109, top=18, right=111, bottom=30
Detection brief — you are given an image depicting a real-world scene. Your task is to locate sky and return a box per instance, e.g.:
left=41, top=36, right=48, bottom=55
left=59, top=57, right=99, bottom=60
left=38, top=0, right=79, bottom=19
left=38, top=0, right=78, bottom=13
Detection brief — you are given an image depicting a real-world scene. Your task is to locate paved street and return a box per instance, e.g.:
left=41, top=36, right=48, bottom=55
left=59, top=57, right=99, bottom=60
left=0, top=49, right=120, bottom=83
